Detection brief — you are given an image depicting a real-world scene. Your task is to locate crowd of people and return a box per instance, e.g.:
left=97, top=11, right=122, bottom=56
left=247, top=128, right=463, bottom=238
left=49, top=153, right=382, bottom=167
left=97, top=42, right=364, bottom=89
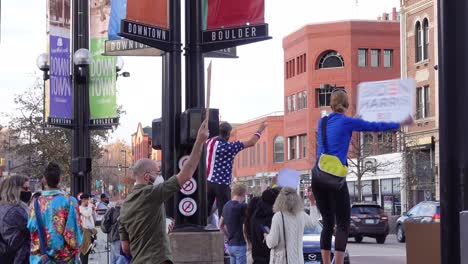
left=0, top=90, right=412, bottom=264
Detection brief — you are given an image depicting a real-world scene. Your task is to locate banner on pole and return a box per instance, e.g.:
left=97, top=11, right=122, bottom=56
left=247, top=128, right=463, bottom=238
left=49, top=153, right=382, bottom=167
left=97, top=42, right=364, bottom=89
left=90, top=0, right=118, bottom=127
left=357, top=78, right=415, bottom=123
left=48, top=0, right=73, bottom=126
left=202, top=0, right=265, bottom=30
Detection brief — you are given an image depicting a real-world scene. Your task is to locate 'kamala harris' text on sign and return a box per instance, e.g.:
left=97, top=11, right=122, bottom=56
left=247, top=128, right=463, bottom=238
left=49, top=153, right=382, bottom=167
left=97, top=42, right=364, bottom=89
left=203, top=24, right=268, bottom=43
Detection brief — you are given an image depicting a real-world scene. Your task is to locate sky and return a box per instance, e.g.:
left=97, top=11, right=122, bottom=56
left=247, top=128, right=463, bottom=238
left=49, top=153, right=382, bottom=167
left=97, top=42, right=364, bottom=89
left=0, top=0, right=399, bottom=144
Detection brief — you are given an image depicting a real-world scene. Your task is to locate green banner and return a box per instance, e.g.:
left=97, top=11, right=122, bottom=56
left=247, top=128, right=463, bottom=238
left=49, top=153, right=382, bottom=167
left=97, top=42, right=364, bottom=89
left=89, top=37, right=117, bottom=121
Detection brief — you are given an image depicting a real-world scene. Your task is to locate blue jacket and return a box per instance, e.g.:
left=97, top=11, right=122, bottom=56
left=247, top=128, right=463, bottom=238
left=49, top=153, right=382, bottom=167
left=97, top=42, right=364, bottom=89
left=317, top=112, right=400, bottom=164
left=0, top=203, right=30, bottom=264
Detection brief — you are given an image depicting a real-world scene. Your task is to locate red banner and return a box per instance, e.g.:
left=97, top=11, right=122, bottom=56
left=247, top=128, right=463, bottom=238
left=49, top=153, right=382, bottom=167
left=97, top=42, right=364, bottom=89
left=126, top=0, right=168, bottom=28
left=204, top=0, right=265, bottom=30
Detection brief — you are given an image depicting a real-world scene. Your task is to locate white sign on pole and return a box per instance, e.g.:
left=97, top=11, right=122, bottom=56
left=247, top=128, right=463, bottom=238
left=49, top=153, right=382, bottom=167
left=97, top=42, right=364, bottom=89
left=357, top=78, right=415, bottom=123
left=179, top=197, right=197, bottom=216
left=180, top=178, right=197, bottom=195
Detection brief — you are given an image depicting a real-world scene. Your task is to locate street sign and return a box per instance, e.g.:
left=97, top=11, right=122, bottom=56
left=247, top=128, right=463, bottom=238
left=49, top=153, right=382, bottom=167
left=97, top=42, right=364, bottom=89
left=205, top=47, right=238, bottom=59
left=179, top=197, right=197, bottom=216
left=180, top=178, right=197, bottom=195
left=103, top=39, right=164, bottom=56
left=178, top=155, right=190, bottom=170
left=202, top=24, right=269, bottom=44
left=119, top=19, right=172, bottom=51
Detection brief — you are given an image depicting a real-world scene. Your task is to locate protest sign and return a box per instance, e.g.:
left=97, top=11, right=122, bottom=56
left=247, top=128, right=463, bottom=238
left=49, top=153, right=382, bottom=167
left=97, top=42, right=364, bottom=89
left=357, top=78, right=415, bottom=123
left=278, top=168, right=300, bottom=189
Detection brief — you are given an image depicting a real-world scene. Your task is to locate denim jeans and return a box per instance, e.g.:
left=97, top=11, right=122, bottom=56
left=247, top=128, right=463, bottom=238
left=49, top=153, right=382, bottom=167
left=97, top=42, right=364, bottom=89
left=110, top=241, right=127, bottom=264
left=228, top=245, right=247, bottom=264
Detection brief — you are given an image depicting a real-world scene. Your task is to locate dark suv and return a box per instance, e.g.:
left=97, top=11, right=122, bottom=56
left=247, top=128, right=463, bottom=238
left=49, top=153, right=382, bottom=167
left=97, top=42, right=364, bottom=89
left=396, top=201, right=440, bottom=243
left=349, top=204, right=389, bottom=244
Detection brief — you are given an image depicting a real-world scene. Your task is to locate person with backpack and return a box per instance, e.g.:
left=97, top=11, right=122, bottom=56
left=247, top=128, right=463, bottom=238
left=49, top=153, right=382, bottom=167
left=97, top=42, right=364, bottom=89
left=27, top=162, right=82, bottom=264
left=101, top=202, right=126, bottom=264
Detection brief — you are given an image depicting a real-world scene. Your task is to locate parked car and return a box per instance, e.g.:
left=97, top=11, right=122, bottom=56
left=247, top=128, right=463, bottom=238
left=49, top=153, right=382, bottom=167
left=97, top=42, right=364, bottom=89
left=303, top=225, right=351, bottom=264
left=396, top=201, right=440, bottom=243
left=349, top=203, right=389, bottom=244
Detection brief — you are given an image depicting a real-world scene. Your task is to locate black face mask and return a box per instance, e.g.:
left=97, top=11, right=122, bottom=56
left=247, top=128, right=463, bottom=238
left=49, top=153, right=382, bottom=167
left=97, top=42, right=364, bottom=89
left=20, top=191, right=32, bottom=204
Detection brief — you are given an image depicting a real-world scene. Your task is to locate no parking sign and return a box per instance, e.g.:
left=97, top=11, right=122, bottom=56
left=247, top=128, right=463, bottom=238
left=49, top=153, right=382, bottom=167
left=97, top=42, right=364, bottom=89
left=180, top=178, right=197, bottom=195
left=179, top=198, right=197, bottom=216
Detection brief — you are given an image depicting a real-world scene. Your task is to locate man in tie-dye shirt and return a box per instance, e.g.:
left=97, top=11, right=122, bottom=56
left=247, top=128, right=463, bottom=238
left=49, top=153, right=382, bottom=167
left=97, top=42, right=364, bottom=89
left=28, top=162, right=83, bottom=264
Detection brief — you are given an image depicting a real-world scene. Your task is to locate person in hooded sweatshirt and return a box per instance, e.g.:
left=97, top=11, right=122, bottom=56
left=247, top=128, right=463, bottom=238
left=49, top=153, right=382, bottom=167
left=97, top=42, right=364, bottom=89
left=248, top=188, right=280, bottom=264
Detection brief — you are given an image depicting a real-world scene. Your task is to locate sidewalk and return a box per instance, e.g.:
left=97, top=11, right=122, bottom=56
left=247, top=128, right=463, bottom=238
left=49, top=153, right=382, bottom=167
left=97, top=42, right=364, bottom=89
left=88, top=229, right=110, bottom=264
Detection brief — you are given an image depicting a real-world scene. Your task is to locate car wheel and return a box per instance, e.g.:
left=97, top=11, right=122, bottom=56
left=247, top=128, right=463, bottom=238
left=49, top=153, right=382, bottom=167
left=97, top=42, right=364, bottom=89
left=397, top=225, right=406, bottom=243
left=376, top=235, right=386, bottom=244
left=355, top=235, right=363, bottom=243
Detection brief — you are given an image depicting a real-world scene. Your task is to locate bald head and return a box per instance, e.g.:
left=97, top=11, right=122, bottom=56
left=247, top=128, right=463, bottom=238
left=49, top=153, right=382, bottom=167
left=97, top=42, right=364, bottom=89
left=133, top=158, right=159, bottom=184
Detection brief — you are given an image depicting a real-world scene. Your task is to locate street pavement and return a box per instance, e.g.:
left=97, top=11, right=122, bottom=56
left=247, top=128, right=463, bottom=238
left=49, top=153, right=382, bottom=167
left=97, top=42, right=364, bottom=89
left=347, top=235, right=407, bottom=264
left=88, top=229, right=110, bottom=264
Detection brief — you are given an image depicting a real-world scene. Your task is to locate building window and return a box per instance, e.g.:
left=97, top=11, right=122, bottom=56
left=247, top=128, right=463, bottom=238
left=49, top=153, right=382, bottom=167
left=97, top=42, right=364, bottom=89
left=299, top=134, right=307, bottom=158
left=292, top=94, right=296, bottom=111
left=318, top=51, right=344, bottom=69
left=362, top=132, right=374, bottom=155
left=297, top=92, right=303, bottom=110
left=285, top=58, right=297, bottom=79
left=288, top=136, right=297, bottom=160
left=415, top=21, right=422, bottom=62
left=274, top=136, right=284, bottom=163
left=251, top=147, right=255, bottom=167
left=416, top=86, right=430, bottom=119
left=378, top=131, right=394, bottom=154
left=263, top=142, right=267, bottom=165
left=383, top=49, right=393, bottom=68
left=371, top=49, right=380, bottom=67
left=257, top=144, right=260, bottom=165
left=286, top=96, right=291, bottom=113
left=358, top=48, right=368, bottom=67
left=297, top=53, right=307, bottom=74
left=315, top=86, right=344, bottom=107
left=423, top=19, right=429, bottom=60
left=302, top=91, right=307, bottom=109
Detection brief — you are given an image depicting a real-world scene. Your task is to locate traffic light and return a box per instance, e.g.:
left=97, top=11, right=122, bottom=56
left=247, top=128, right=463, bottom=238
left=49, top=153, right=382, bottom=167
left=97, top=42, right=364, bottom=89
left=118, top=164, right=122, bottom=172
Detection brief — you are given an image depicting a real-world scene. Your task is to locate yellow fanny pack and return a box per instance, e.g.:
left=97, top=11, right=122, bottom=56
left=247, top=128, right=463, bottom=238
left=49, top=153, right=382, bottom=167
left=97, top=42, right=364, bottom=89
left=318, top=154, right=348, bottom=177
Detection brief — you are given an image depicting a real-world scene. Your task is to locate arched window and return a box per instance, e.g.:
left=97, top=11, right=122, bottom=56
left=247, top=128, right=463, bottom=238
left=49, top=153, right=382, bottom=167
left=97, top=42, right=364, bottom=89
left=318, top=51, right=345, bottom=69
left=423, top=19, right=429, bottom=60
left=273, top=136, right=284, bottom=163
left=415, top=21, right=422, bottom=62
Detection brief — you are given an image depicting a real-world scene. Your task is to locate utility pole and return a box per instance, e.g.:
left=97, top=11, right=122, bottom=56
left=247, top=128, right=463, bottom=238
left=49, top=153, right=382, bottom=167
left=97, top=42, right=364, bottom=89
left=71, top=0, right=91, bottom=196
left=438, top=1, right=468, bottom=263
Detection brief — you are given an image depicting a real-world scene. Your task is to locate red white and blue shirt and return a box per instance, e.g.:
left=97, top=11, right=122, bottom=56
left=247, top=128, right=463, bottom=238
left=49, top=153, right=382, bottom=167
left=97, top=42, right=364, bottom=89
left=206, top=137, right=244, bottom=185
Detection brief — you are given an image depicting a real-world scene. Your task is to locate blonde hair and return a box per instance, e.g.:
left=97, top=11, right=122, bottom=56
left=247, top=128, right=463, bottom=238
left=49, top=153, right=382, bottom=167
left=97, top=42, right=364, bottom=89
left=0, top=176, right=29, bottom=204
left=330, top=90, right=349, bottom=113
left=273, top=187, right=304, bottom=215
left=231, top=184, right=247, bottom=197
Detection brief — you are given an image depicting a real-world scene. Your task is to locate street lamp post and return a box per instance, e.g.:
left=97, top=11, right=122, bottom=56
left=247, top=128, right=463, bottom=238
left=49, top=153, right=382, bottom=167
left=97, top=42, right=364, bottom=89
left=116, top=57, right=130, bottom=80
left=36, top=53, right=49, bottom=132
left=120, top=149, right=127, bottom=199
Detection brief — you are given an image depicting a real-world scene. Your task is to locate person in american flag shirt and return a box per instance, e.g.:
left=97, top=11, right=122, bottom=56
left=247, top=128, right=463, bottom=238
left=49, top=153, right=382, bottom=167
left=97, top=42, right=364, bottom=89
left=206, top=121, right=267, bottom=219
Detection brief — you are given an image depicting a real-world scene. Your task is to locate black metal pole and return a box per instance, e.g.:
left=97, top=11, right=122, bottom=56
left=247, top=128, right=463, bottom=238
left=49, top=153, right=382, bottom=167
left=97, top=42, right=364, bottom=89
left=162, top=0, right=182, bottom=220
left=71, top=0, right=91, bottom=197
left=438, top=1, right=468, bottom=263
left=185, top=0, right=207, bottom=226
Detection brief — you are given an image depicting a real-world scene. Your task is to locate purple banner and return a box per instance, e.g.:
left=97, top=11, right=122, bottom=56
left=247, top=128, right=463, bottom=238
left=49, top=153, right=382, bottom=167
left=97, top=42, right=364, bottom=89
left=49, top=35, right=72, bottom=119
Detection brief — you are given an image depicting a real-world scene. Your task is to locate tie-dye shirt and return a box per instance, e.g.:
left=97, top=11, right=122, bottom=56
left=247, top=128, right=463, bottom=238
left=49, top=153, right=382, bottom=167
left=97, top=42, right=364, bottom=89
left=27, top=190, right=83, bottom=264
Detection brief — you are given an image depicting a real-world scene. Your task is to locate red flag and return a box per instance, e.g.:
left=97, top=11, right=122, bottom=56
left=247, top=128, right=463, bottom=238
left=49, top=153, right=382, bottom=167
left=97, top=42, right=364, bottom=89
left=126, top=0, right=169, bottom=28
left=204, top=0, right=265, bottom=30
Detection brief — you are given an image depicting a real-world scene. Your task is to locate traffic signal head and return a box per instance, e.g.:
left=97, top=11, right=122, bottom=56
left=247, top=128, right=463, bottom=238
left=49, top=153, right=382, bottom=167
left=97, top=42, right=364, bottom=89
left=118, top=164, right=122, bottom=172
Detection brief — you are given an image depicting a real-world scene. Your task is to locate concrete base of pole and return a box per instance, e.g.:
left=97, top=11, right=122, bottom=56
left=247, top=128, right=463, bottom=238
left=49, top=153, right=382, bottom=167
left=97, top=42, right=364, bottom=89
left=169, top=231, right=225, bottom=264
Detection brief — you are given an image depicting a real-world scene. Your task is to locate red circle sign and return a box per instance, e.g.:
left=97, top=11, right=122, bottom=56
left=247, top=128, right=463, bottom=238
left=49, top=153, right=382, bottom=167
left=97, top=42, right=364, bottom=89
left=179, top=198, right=197, bottom=216
left=180, top=178, right=197, bottom=195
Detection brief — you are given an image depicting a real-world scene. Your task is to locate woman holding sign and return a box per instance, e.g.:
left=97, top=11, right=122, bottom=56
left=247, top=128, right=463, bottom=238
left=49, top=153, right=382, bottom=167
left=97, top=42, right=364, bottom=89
left=312, top=89, right=412, bottom=264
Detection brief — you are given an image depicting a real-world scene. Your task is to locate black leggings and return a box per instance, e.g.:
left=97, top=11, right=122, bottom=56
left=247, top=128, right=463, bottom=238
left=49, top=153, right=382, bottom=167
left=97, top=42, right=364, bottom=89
left=207, top=182, right=231, bottom=217
left=312, top=173, right=351, bottom=252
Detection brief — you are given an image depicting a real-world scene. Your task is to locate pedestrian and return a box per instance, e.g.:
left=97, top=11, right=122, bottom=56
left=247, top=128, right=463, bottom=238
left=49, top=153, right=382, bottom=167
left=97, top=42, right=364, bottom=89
left=118, top=121, right=209, bottom=264
left=248, top=188, right=280, bottom=264
left=243, top=196, right=260, bottom=264
left=265, top=187, right=317, bottom=264
left=101, top=201, right=126, bottom=264
left=96, top=193, right=110, bottom=225
left=28, top=162, right=83, bottom=264
left=312, top=89, right=412, bottom=264
left=307, top=186, right=321, bottom=225
left=219, top=184, right=248, bottom=264
left=79, top=193, right=97, bottom=264
left=0, top=176, right=31, bottom=263
left=206, top=121, right=267, bottom=219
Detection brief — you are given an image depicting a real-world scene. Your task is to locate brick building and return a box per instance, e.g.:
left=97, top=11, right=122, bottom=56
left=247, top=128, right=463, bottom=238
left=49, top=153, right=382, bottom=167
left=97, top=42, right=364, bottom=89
left=131, top=122, right=162, bottom=165
left=232, top=15, right=403, bottom=208
left=400, top=0, right=439, bottom=207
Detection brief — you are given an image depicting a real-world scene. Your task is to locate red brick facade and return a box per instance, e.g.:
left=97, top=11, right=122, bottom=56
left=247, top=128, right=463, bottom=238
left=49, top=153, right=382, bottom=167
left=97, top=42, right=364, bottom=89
left=131, top=123, right=162, bottom=165
left=232, top=18, right=401, bottom=197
